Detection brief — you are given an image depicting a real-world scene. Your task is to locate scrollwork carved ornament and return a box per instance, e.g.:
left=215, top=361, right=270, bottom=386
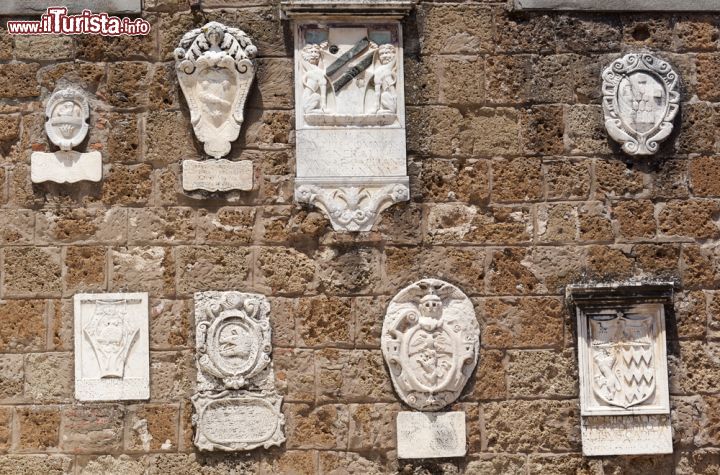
left=602, top=53, right=680, bottom=156
left=191, top=389, right=286, bottom=451
left=381, top=278, right=480, bottom=411
left=194, top=291, right=272, bottom=391
left=295, top=179, right=409, bottom=232
left=175, top=21, right=257, bottom=159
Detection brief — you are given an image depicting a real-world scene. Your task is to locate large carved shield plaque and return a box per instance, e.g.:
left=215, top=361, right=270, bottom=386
left=175, top=21, right=257, bottom=159
left=382, top=279, right=479, bottom=411
left=589, top=314, right=655, bottom=409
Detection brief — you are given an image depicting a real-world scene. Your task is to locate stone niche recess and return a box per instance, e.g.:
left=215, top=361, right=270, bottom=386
left=567, top=283, right=674, bottom=456
left=281, top=0, right=413, bottom=232
left=74, top=293, right=150, bottom=401
left=175, top=21, right=257, bottom=193
left=192, top=291, right=286, bottom=451
left=602, top=53, right=680, bottom=156
left=381, top=278, right=480, bottom=459
left=31, top=85, right=102, bottom=184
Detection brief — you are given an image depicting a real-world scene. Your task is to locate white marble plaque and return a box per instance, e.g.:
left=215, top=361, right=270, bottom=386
left=282, top=5, right=411, bottom=232
left=192, top=390, right=286, bottom=451
left=182, top=159, right=253, bottom=192
left=191, top=291, right=285, bottom=452
left=31, top=85, right=103, bottom=184
left=381, top=279, right=479, bottom=411
left=74, top=293, right=149, bottom=401
left=568, top=283, right=674, bottom=456
left=31, top=151, right=102, bottom=184
left=397, top=411, right=466, bottom=459
left=602, top=53, right=679, bottom=156
left=175, top=21, right=257, bottom=159
left=581, top=415, right=672, bottom=456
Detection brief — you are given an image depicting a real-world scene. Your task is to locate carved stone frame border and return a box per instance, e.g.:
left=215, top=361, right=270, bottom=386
left=601, top=53, right=680, bottom=156
left=567, top=283, right=673, bottom=417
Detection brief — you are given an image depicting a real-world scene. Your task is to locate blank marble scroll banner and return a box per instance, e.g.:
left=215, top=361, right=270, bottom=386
left=281, top=0, right=414, bottom=232
left=175, top=21, right=257, bottom=193
left=567, top=283, right=673, bottom=456
left=31, top=85, right=102, bottom=184
left=191, top=291, right=286, bottom=451
left=381, top=278, right=480, bottom=459
left=602, top=53, right=680, bottom=156
left=74, top=293, right=150, bottom=401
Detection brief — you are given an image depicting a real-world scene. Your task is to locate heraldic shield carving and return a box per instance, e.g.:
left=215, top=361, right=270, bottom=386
left=569, top=283, right=672, bottom=417
left=602, top=53, right=680, bottom=156
left=589, top=312, right=655, bottom=409
left=381, top=279, right=480, bottom=411
left=175, top=21, right=257, bottom=159
left=194, top=291, right=272, bottom=391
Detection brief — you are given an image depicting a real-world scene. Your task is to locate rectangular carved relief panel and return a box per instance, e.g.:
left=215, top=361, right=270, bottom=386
left=191, top=291, right=285, bottom=451
left=74, top=293, right=149, bottom=401
left=568, top=283, right=673, bottom=456
left=283, top=1, right=413, bottom=232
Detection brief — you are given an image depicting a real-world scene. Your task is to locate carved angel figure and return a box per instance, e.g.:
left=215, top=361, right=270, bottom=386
left=83, top=301, right=139, bottom=378
left=301, top=42, right=329, bottom=113
left=371, top=43, right=397, bottom=114
left=175, top=21, right=257, bottom=158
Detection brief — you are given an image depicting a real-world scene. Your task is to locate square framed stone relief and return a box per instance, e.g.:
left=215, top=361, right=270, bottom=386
left=568, top=283, right=674, bottom=456
left=74, top=293, right=150, bottom=401
left=577, top=303, right=670, bottom=416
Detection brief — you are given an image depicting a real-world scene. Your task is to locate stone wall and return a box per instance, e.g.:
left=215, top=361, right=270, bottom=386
left=0, top=1, right=719, bottom=473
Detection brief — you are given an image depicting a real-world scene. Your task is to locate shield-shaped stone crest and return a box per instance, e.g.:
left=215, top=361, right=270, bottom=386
left=175, top=21, right=257, bottom=159
left=589, top=314, right=655, bottom=408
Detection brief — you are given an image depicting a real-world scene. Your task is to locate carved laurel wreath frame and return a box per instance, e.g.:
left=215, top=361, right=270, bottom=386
left=195, top=291, right=272, bottom=390
left=601, top=53, right=680, bottom=156
left=381, top=278, right=480, bottom=411
left=175, top=21, right=257, bottom=159
left=45, top=86, right=90, bottom=151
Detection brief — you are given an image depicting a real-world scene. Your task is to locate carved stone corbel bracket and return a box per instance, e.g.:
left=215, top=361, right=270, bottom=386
left=295, top=177, right=409, bottom=232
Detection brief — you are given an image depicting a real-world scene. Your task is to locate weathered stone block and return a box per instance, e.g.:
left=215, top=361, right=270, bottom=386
left=3, top=246, right=62, bottom=297
left=297, top=296, right=352, bottom=348
left=257, top=247, right=316, bottom=295
left=316, top=349, right=393, bottom=403
left=60, top=405, right=124, bottom=453
left=18, top=407, right=61, bottom=451
left=284, top=404, right=348, bottom=450
left=507, top=349, right=578, bottom=398
left=0, top=63, right=40, bottom=98
left=482, top=297, right=564, bottom=348
left=418, top=4, right=493, bottom=54
left=482, top=400, right=581, bottom=453
left=125, top=404, right=179, bottom=452
left=111, top=247, right=175, bottom=296
left=0, top=299, right=46, bottom=352
left=25, top=352, right=73, bottom=402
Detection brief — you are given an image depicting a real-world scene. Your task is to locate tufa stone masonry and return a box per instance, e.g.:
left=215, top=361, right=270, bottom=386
left=0, top=0, right=718, bottom=473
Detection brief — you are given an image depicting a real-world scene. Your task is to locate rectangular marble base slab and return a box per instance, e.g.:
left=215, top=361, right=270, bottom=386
left=296, top=128, right=406, bottom=177
left=31, top=150, right=102, bottom=183
left=397, top=411, right=466, bottom=459
left=581, top=414, right=673, bottom=456
left=182, top=159, right=253, bottom=192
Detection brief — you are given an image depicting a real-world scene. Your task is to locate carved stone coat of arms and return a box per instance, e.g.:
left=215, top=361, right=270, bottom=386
left=602, top=53, right=680, bottom=156
left=381, top=279, right=480, bottom=411
left=175, top=21, right=257, bottom=159
left=191, top=291, right=285, bottom=452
